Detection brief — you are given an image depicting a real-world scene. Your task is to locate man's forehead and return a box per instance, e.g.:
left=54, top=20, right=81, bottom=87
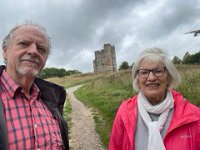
left=13, top=25, right=47, bottom=41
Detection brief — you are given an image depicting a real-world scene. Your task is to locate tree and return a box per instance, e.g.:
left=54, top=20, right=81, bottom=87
left=172, top=56, right=182, bottom=64
left=37, top=67, right=81, bottom=79
left=190, top=51, right=200, bottom=64
left=182, top=52, right=191, bottom=64
left=66, top=70, right=81, bottom=76
left=119, top=61, right=129, bottom=70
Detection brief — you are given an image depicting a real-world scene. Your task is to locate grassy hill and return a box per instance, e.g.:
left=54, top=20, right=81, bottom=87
left=47, top=64, right=200, bottom=148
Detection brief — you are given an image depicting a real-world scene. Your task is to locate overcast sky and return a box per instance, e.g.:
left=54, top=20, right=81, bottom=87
left=0, top=0, right=200, bottom=73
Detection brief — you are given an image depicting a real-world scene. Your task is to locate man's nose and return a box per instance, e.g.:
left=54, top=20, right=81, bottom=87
left=27, top=43, right=38, bottom=55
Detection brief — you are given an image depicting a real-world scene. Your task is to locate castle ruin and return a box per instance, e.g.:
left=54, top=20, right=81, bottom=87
left=93, top=43, right=117, bottom=73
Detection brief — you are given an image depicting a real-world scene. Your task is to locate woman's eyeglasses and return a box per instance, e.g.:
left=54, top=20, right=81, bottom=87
left=137, top=67, right=166, bottom=78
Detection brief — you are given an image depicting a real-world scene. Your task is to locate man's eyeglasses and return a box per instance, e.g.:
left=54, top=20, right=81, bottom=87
left=137, top=67, right=166, bottom=78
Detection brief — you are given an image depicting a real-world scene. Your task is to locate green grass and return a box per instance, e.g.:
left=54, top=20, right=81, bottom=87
left=63, top=97, right=73, bottom=150
left=63, top=97, right=73, bottom=133
left=74, top=70, right=135, bottom=147
left=46, top=72, right=108, bottom=88
left=176, top=65, right=200, bottom=106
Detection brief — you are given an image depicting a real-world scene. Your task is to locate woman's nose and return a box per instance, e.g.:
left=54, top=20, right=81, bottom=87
left=147, top=71, right=157, bottom=80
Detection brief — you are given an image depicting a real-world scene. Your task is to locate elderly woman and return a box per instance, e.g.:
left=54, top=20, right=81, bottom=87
left=109, top=48, right=200, bottom=150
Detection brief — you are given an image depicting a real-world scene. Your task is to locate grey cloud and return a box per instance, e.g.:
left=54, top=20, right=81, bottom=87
left=0, top=0, right=200, bottom=72
left=138, top=0, right=200, bottom=41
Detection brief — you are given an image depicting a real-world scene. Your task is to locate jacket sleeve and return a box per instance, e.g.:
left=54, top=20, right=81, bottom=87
left=197, top=111, right=200, bottom=150
left=109, top=105, right=124, bottom=150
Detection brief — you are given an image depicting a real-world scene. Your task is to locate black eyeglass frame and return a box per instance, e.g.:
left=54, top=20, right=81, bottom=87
left=137, top=67, right=167, bottom=78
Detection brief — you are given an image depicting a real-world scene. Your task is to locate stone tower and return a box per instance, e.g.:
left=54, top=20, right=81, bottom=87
left=93, top=43, right=117, bottom=73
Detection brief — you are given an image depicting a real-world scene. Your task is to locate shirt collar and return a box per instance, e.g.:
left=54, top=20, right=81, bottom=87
left=30, top=82, right=41, bottom=100
left=1, top=70, right=41, bottom=99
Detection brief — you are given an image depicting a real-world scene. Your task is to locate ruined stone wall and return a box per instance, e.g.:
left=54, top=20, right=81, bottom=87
left=93, top=44, right=117, bottom=73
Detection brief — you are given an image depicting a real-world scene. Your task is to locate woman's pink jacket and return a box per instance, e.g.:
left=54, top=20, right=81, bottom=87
left=109, top=90, right=200, bottom=150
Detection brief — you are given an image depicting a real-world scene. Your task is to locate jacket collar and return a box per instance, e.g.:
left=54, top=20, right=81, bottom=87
left=0, top=65, right=6, bottom=74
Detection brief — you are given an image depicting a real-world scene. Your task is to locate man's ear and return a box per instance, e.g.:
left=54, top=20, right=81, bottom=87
left=2, top=48, right=8, bottom=62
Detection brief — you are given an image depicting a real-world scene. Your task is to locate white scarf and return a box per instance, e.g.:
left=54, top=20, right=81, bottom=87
left=137, top=90, right=174, bottom=150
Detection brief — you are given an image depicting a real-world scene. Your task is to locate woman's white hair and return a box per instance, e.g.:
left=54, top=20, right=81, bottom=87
left=132, top=47, right=181, bottom=91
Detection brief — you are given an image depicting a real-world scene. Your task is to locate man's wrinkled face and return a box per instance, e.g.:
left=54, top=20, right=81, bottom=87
left=3, top=25, right=48, bottom=78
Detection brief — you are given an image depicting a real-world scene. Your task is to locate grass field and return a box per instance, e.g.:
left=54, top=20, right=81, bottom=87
left=45, top=72, right=107, bottom=88
left=47, top=64, right=200, bottom=148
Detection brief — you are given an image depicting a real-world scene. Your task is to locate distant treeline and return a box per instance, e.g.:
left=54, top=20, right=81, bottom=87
left=38, top=51, right=199, bottom=79
left=172, top=51, right=200, bottom=64
left=37, top=67, right=81, bottom=79
left=119, top=51, right=200, bottom=71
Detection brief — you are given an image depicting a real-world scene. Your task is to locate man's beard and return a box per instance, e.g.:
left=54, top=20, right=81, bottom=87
left=17, top=55, right=43, bottom=77
left=16, top=66, right=40, bottom=77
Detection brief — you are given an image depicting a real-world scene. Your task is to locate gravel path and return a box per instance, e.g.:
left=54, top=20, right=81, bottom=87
left=66, top=85, right=106, bottom=150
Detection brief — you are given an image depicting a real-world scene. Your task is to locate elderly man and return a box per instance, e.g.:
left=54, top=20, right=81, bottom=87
left=0, top=23, right=69, bottom=150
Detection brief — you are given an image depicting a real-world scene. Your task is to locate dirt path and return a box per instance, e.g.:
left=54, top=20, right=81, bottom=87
left=66, top=85, right=106, bottom=150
